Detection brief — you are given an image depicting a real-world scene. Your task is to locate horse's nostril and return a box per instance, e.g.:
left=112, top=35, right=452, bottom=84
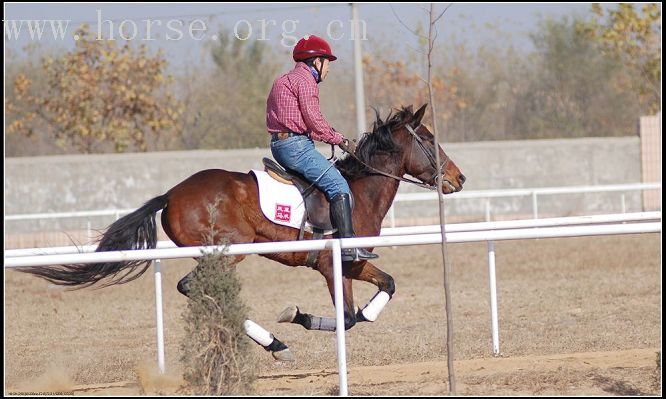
left=459, top=174, right=466, bottom=185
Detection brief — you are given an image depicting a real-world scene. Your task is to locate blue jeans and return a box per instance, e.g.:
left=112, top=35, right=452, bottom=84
left=270, top=134, right=351, bottom=200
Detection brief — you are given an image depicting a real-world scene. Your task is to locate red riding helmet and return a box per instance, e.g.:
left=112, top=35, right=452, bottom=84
left=293, top=35, right=337, bottom=62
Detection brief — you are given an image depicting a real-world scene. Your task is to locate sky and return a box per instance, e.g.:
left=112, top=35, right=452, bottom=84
left=5, top=2, right=610, bottom=73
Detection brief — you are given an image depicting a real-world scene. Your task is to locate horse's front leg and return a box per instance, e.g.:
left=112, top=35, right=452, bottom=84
left=345, top=260, right=395, bottom=323
left=278, top=259, right=358, bottom=331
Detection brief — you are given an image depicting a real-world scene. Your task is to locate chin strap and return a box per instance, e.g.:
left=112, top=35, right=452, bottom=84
left=314, top=63, right=323, bottom=84
left=309, top=59, right=323, bottom=84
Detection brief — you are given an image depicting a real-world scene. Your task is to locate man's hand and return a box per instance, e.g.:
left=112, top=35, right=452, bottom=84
left=339, top=138, right=357, bottom=154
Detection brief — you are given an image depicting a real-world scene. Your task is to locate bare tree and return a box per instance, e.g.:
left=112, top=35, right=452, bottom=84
left=427, top=4, right=457, bottom=395
left=392, top=3, right=456, bottom=394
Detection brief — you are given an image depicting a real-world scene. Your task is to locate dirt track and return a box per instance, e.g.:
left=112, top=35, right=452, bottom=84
left=4, top=234, right=662, bottom=395
left=24, top=348, right=654, bottom=396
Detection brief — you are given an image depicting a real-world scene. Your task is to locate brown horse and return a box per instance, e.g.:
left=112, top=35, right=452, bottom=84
left=21, top=104, right=465, bottom=360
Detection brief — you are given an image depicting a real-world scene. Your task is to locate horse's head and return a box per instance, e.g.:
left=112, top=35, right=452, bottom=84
left=394, top=104, right=465, bottom=193
left=338, top=104, right=465, bottom=194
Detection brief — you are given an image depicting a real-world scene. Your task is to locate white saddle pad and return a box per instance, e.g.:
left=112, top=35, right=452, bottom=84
left=251, top=170, right=305, bottom=229
left=251, top=170, right=334, bottom=234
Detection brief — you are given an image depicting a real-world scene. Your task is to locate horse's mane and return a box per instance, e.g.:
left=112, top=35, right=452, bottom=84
left=337, top=106, right=417, bottom=180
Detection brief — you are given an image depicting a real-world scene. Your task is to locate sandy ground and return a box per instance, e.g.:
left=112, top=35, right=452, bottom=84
left=4, top=233, right=662, bottom=395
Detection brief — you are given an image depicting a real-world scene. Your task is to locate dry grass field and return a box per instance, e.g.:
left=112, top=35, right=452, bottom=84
left=4, top=233, right=662, bottom=395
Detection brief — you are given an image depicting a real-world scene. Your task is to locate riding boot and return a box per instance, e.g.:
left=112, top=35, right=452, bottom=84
left=330, top=193, right=379, bottom=262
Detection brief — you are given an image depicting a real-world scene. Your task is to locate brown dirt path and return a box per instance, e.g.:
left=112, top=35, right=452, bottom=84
left=8, top=348, right=658, bottom=396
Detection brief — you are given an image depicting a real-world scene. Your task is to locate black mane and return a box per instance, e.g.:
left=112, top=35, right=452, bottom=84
left=337, top=106, right=417, bottom=180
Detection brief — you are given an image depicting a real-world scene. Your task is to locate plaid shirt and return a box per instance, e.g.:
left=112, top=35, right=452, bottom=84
left=266, top=62, right=344, bottom=145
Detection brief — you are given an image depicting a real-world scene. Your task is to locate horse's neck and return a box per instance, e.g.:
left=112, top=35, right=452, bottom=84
left=351, top=159, right=404, bottom=233
left=365, top=174, right=401, bottom=208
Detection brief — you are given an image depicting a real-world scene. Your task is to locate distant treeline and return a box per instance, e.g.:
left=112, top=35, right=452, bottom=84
left=5, top=4, right=660, bottom=156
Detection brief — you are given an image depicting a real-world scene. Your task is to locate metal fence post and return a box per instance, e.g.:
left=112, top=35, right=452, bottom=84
left=154, top=259, right=165, bottom=374
left=331, top=240, right=348, bottom=396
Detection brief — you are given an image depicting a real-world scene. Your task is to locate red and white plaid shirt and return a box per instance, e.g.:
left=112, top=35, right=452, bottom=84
left=266, top=62, right=344, bottom=145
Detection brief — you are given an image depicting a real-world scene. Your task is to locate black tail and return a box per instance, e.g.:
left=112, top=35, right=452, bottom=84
left=20, top=194, right=169, bottom=289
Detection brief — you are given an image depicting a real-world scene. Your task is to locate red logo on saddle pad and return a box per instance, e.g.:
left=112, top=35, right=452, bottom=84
left=275, top=204, right=291, bottom=222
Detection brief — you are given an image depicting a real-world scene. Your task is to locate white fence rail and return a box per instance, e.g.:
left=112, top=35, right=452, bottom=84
left=4, top=212, right=661, bottom=396
left=4, top=183, right=661, bottom=236
left=6, top=212, right=661, bottom=257
left=389, top=182, right=661, bottom=226
left=4, top=209, right=135, bottom=221
left=5, top=223, right=660, bottom=269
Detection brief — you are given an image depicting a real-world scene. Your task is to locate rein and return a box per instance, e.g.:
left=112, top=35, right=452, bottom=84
left=340, top=124, right=449, bottom=191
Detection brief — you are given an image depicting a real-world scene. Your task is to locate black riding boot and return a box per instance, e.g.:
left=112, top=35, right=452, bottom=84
left=330, top=193, right=379, bottom=262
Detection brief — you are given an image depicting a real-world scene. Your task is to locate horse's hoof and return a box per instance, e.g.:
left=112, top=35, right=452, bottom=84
left=277, top=305, right=298, bottom=323
left=272, top=348, right=295, bottom=362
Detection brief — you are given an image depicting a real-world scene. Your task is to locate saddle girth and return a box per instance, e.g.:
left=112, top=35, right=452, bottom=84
left=297, top=216, right=324, bottom=269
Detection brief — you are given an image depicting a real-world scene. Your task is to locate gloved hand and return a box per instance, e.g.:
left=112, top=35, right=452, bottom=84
left=339, top=138, right=357, bottom=154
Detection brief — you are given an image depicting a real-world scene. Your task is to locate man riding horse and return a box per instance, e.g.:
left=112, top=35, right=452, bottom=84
left=266, top=34, right=378, bottom=263
left=19, top=34, right=466, bottom=363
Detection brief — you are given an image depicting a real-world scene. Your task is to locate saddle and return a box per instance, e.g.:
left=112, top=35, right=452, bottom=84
left=262, top=158, right=335, bottom=231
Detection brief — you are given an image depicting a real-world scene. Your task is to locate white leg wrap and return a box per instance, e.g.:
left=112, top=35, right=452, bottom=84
left=243, top=320, right=274, bottom=347
left=360, top=291, right=391, bottom=322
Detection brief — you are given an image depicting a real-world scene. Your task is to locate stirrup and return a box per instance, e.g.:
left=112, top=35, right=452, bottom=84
left=341, top=248, right=378, bottom=262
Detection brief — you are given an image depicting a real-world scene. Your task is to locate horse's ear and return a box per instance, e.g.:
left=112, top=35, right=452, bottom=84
left=412, top=104, right=428, bottom=126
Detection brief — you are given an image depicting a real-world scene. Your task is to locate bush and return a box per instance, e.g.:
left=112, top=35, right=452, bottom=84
left=180, top=249, right=257, bottom=395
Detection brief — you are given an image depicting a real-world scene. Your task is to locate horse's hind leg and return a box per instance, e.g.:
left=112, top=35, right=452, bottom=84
left=177, top=256, right=295, bottom=362
left=176, top=255, right=247, bottom=296
left=244, top=320, right=294, bottom=361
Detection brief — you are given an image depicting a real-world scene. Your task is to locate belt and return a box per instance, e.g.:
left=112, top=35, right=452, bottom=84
left=272, top=131, right=309, bottom=140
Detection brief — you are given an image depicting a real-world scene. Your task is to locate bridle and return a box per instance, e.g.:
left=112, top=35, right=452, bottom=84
left=340, top=123, right=450, bottom=191
left=405, top=123, right=450, bottom=188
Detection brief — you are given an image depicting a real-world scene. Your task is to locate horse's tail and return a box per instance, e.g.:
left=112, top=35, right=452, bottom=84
left=20, top=194, right=169, bottom=289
